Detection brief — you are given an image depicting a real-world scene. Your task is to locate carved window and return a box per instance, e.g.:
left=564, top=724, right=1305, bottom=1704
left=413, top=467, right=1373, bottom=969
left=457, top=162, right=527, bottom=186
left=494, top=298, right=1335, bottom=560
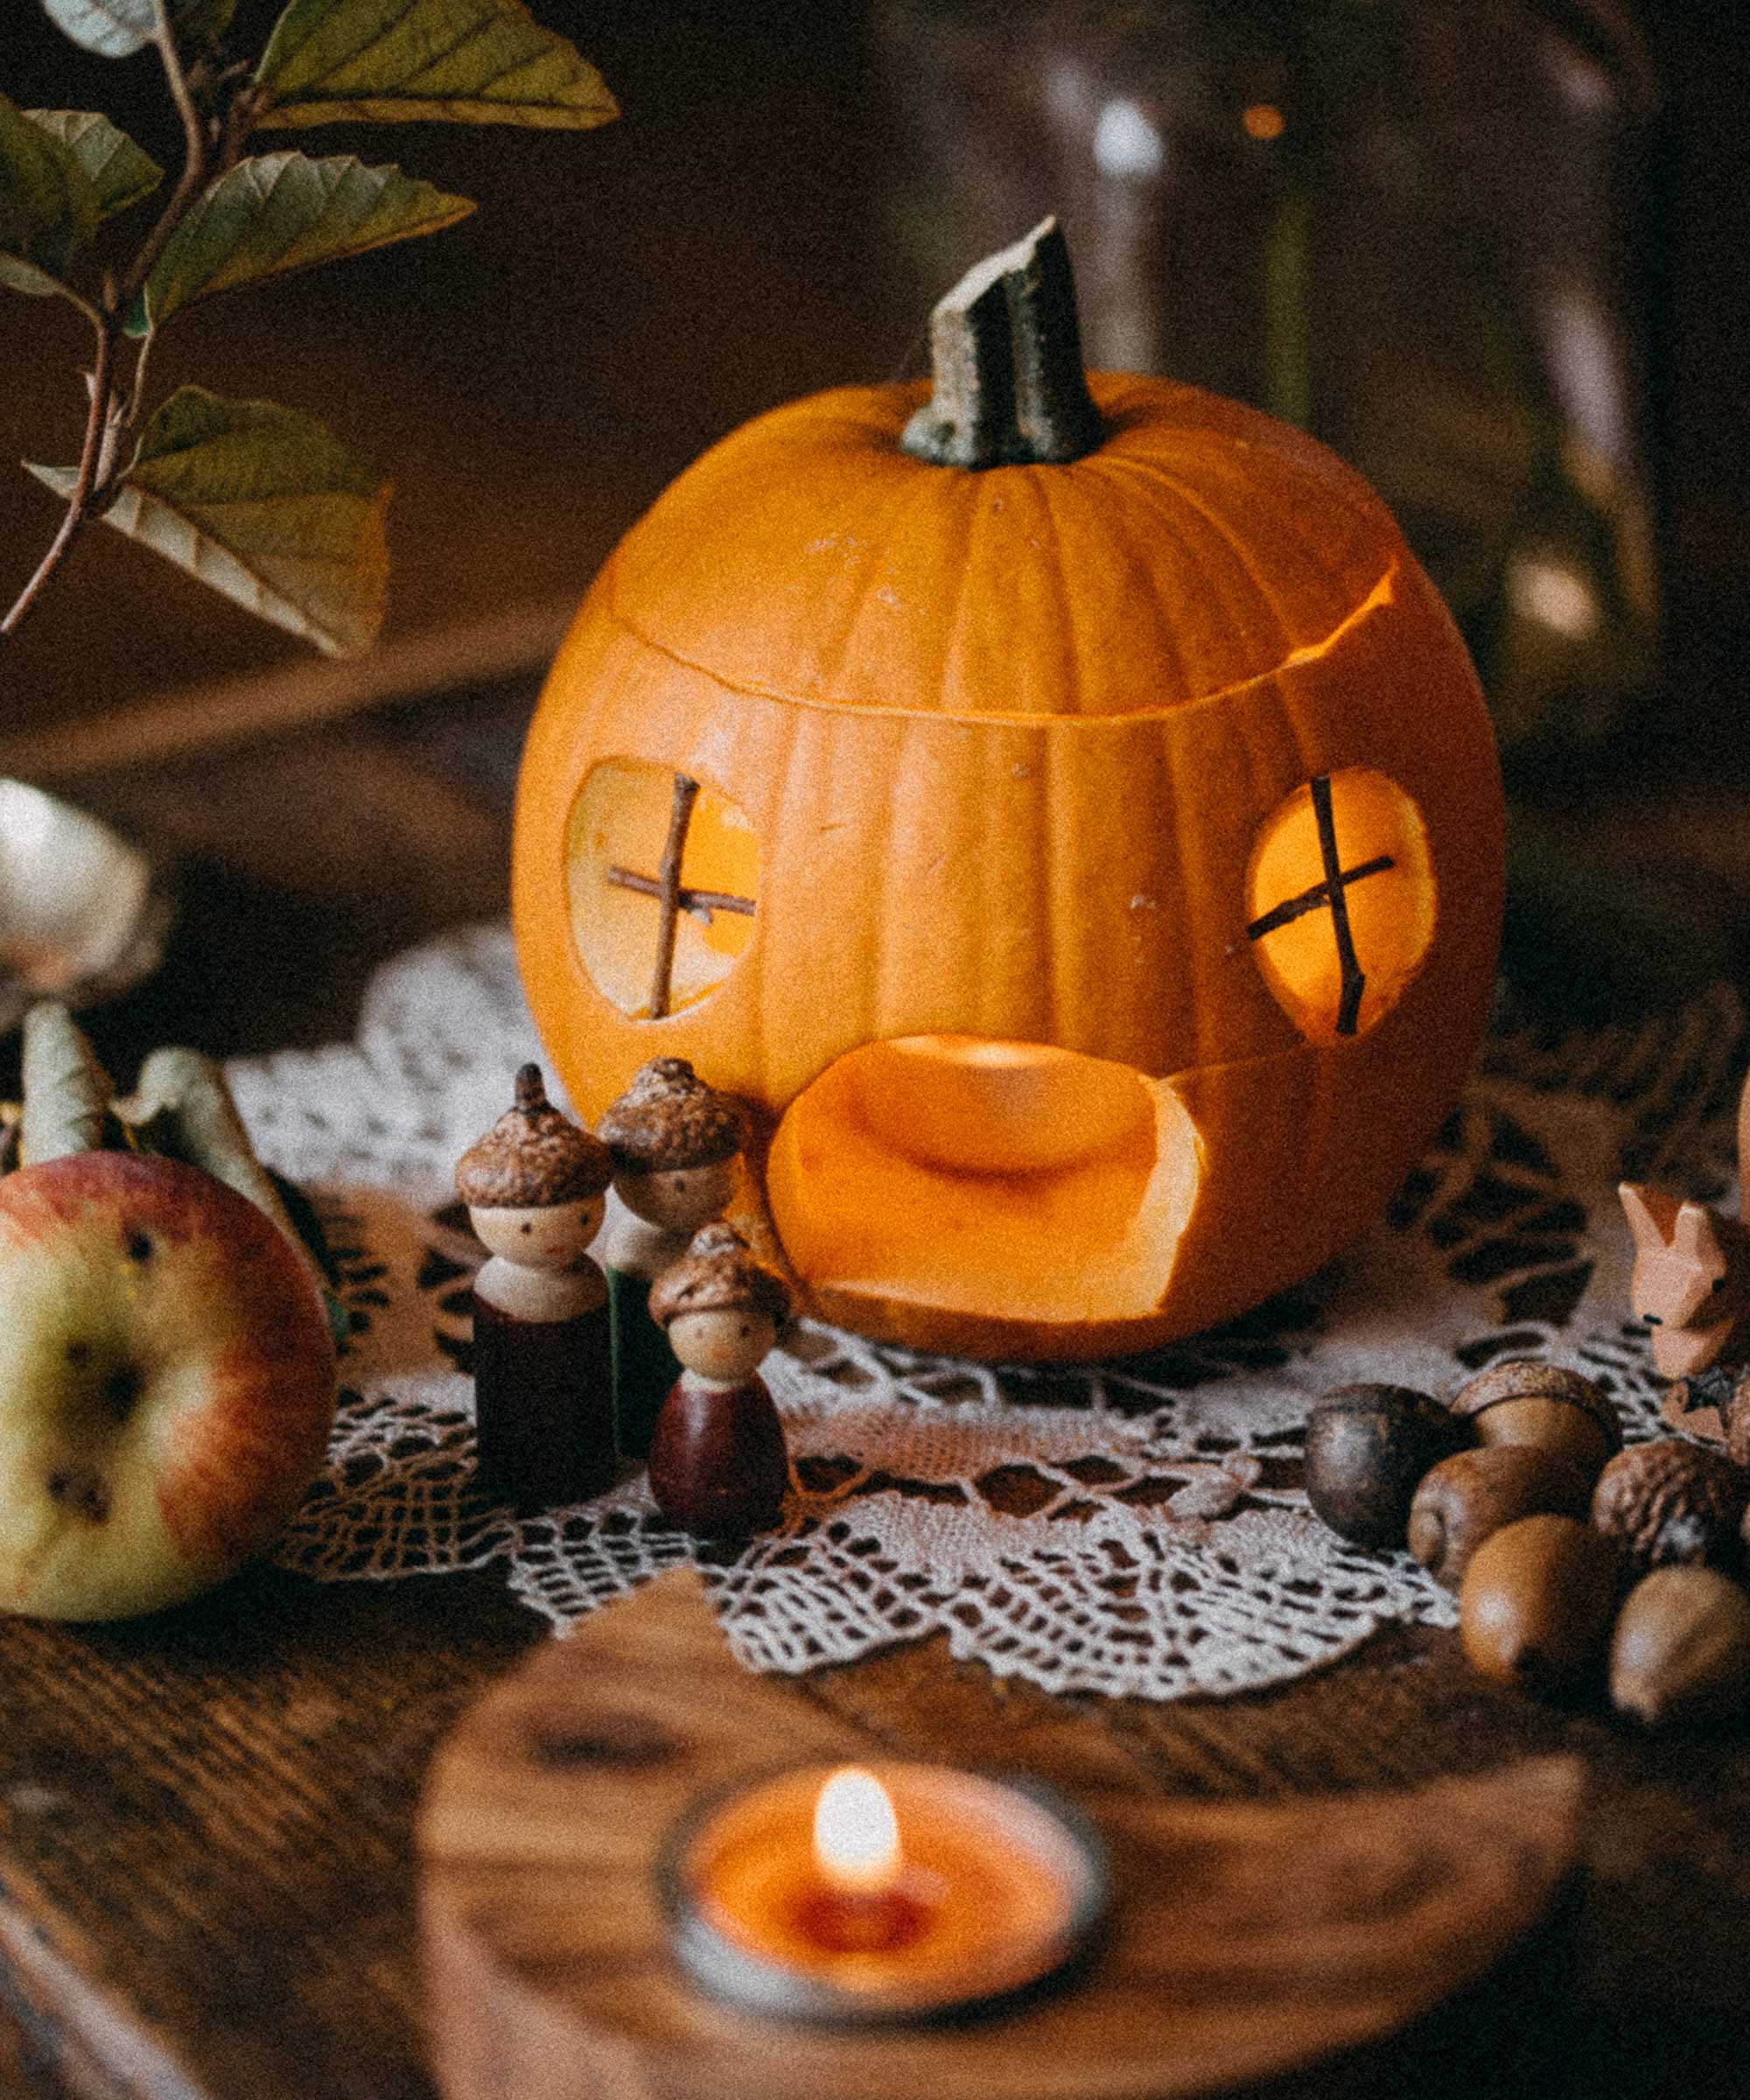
left=1245, top=769, right=1435, bottom=1042
left=566, top=760, right=759, bottom=1019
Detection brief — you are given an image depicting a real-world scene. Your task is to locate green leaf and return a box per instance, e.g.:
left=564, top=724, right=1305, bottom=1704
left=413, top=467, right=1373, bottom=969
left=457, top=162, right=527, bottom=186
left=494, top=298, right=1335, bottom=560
left=255, top=0, right=618, bottom=130
left=26, top=386, right=390, bottom=654
left=0, top=103, right=160, bottom=298
left=0, top=94, right=101, bottom=297
left=26, top=111, right=163, bottom=220
left=128, top=150, right=473, bottom=333
left=39, top=0, right=157, bottom=60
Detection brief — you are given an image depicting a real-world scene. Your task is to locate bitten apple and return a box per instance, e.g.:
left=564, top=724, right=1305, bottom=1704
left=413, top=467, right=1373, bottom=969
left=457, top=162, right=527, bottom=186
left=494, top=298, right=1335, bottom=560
left=0, top=1152, right=338, bottom=1620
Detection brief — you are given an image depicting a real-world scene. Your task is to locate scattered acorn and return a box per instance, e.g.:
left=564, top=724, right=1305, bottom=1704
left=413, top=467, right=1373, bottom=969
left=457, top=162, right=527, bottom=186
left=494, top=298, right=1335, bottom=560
left=1459, top=1514, right=1621, bottom=1696
left=1591, top=1439, right=1748, bottom=1576
left=1407, top=1445, right=1591, bottom=1592
left=1449, top=1361, right=1621, bottom=1486
left=1303, top=1383, right=1467, bottom=1548
left=1609, top=1566, right=1750, bottom=1729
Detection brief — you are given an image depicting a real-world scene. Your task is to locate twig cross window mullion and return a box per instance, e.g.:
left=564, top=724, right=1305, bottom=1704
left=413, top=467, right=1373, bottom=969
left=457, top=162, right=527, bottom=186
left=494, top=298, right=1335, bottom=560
left=1244, top=774, right=1394, bottom=1037
left=606, top=772, right=757, bottom=1019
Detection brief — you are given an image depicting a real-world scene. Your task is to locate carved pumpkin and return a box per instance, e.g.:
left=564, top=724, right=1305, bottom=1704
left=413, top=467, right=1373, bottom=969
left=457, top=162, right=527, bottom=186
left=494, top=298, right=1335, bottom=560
left=514, top=222, right=1503, bottom=1362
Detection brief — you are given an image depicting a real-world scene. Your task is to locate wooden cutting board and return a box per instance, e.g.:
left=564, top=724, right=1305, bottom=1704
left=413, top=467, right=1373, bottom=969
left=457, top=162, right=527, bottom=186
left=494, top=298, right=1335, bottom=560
left=418, top=1570, right=1582, bottom=2100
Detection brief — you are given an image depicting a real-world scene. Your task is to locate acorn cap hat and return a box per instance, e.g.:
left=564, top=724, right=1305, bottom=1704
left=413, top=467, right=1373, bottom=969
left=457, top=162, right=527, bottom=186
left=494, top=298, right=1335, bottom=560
left=1449, top=1360, right=1621, bottom=1448
left=597, top=1056, right=744, bottom=1172
left=456, top=1065, right=612, bottom=1208
left=648, top=1222, right=789, bottom=1327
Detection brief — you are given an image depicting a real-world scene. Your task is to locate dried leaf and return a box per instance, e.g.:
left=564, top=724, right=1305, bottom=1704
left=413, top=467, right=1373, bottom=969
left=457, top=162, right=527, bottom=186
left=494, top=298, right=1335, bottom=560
left=130, top=150, right=472, bottom=333
left=255, top=0, right=618, bottom=130
left=27, top=386, right=389, bottom=654
left=38, top=0, right=158, bottom=60
left=38, top=0, right=220, bottom=56
left=26, top=110, right=163, bottom=220
left=20, top=1003, right=115, bottom=1165
left=0, top=94, right=100, bottom=297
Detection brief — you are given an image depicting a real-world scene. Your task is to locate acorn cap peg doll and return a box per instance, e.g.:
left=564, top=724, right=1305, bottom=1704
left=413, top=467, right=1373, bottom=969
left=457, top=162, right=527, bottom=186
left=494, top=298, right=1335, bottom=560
left=646, top=1222, right=791, bottom=1540
left=598, top=1058, right=746, bottom=1460
left=456, top=1064, right=615, bottom=1513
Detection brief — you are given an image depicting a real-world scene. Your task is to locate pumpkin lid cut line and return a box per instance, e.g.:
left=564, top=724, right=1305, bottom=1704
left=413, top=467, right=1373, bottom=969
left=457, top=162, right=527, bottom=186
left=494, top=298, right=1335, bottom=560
left=600, top=563, right=1401, bottom=727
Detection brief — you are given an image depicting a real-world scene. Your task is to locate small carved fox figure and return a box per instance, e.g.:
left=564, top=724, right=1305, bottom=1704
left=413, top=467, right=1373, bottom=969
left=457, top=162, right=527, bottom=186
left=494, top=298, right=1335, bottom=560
left=1620, top=1070, right=1750, bottom=1381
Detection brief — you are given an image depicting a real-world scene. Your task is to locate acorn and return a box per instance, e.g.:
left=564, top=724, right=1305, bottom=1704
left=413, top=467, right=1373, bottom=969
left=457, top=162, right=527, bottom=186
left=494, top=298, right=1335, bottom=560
left=1449, top=1361, right=1621, bottom=1487
left=1459, top=1515, right=1621, bottom=1696
left=1609, top=1566, right=1750, bottom=1729
left=1590, top=1439, right=1748, bottom=1576
left=1407, top=1445, right=1591, bottom=1592
left=1303, top=1384, right=1467, bottom=1548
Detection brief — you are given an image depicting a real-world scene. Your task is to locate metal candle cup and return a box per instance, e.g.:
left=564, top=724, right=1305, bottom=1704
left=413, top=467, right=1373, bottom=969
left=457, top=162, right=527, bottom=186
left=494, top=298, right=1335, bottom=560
left=660, top=1760, right=1109, bottom=2024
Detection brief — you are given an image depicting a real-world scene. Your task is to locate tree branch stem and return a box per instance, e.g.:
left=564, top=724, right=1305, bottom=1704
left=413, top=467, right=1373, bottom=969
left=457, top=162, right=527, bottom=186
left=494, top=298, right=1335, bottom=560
left=2, top=3, right=252, bottom=643
left=1, top=325, right=117, bottom=639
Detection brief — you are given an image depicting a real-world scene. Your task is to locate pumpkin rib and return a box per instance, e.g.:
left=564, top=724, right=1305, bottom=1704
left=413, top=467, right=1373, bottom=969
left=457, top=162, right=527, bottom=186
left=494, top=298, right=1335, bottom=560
left=812, top=463, right=965, bottom=715
left=936, top=471, right=1003, bottom=716
left=1022, top=467, right=1083, bottom=717
left=596, top=580, right=1402, bottom=732
left=1091, top=437, right=1388, bottom=571
left=1095, top=458, right=1301, bottom=659
left=1078, top=448, right=1356, bottom=664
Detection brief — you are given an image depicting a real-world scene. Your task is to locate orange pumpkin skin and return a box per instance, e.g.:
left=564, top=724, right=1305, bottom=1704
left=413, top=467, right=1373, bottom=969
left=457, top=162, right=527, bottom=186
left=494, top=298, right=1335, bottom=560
left=514, top=371, right=1503, bottom=1362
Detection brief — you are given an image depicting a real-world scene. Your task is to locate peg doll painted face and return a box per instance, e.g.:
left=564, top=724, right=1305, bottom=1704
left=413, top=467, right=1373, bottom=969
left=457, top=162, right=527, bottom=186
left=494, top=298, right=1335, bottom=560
left=456, top=1064, right=612, bottom=1267
left=649, top=1223, right=790, bottom=1387
left=598, top=1058, right=744, bottom=1234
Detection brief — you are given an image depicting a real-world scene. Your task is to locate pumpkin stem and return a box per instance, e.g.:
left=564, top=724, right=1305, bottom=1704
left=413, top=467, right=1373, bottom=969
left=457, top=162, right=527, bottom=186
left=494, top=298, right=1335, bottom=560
left=901, top=218, right=1104, bottom=469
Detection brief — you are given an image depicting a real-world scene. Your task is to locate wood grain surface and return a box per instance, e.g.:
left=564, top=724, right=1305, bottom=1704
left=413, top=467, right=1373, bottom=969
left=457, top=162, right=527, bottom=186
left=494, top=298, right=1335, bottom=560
left=420, top=1571, right=1584, bottom=2100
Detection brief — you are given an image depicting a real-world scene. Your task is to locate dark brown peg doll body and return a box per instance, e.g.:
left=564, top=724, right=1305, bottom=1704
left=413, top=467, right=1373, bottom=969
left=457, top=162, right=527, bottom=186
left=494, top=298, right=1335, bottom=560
left=647, top=1223, right=791, bottom=1539
left=455, top=1065, right=615, bottom=1512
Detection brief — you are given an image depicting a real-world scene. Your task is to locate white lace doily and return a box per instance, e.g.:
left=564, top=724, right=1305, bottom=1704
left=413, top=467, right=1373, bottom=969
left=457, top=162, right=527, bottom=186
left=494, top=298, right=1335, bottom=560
left=232, top=923, right=1737, bottom=1700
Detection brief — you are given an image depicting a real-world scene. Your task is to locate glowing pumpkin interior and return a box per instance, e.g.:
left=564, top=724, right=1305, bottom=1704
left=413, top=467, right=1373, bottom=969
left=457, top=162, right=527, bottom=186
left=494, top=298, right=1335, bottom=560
left=1244, top=767, right=1437, bottom=1042
left=765, top=1038, right=1202, bottom=1325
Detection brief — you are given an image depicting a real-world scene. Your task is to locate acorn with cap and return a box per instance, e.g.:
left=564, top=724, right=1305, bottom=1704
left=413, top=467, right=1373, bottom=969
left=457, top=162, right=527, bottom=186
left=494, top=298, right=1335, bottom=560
left=598, top=1057, right=746, bottom=1460
left=647, top=1222, right=791, bottom=1538
left=455, top=1063, right=614, bottom=1512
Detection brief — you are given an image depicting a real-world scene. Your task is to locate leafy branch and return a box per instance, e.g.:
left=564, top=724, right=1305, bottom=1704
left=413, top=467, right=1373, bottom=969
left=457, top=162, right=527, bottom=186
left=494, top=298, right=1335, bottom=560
left=2, top=0, right=615, bottom=654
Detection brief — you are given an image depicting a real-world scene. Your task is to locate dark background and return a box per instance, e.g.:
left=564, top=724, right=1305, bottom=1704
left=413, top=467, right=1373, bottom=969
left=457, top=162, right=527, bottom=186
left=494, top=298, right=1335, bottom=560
left=4, top=1, right=1750, bottom=1013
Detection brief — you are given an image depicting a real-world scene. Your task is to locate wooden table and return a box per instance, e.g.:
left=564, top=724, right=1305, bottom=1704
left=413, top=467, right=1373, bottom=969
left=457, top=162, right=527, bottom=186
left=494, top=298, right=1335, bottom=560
left=0, top=662, right=1746, bottom=2100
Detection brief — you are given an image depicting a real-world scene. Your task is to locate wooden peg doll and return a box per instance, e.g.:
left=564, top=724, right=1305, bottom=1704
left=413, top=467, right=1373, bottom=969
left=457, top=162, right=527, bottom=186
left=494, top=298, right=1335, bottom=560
left=597, top=1058, right=745, bottom=1460
left=647, top=1223, right=791, bottom=1540
left=455, top=1064, right=615, bottom=1512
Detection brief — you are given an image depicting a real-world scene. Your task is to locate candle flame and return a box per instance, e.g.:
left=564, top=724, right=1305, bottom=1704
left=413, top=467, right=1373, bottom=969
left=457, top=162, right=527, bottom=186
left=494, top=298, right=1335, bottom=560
left=813, top=1767, right=901, bottom=1894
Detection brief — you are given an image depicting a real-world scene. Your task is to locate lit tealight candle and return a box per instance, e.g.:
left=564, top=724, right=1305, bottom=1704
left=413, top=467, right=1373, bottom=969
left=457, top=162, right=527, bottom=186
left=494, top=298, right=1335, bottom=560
left=661, top=1760, right=1109, bottom=2023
